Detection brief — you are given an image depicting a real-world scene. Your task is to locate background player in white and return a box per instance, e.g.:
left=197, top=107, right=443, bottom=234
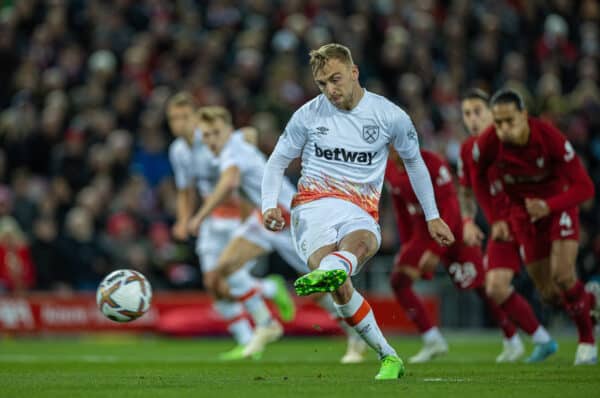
left=261, top=43, right=455, bottom=380
left=166, top=93, right=293, bottom=360
left=188, top=106, right=368, bottom=361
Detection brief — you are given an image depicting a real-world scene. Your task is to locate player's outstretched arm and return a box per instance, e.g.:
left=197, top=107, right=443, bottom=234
left=403, top=154, right=455, bottom=246
left=173, top=187, right=195, bottom=240
left=261, top=145, right=296, bottom=231
left=188, top=166, right=241, bottom=235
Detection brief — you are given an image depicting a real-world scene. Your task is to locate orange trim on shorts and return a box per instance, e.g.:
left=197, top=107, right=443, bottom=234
left=331, top=252, right=353, bottom=276
left=211, top=204, right=242, bottom=219
left=237, top=288, right=258, bottom=301
left=345, top=299, right=371, bottom=327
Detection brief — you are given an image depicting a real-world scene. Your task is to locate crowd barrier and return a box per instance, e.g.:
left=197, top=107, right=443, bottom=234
left=0, top=293, right=439, bottom=335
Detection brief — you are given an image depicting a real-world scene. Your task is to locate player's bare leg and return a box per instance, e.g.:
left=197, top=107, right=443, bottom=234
left=216, top=237, right=286, bottom=358
left=527, top=259, right=562, bottom=305
left=551, top=240, right=597, bottom=365
left=390, top=265, right=448, bottom=363
left=295, top=230, right=404, bottom=380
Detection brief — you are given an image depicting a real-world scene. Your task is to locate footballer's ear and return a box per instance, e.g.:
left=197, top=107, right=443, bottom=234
left=351, top=64, right=359, bottom=81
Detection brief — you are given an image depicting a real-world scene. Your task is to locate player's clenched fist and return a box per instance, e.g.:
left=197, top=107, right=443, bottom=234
left=263, top=208, right=285, bottom=231
left=490, top=220, right=512, bottom=241
left=525, top=198, right=550, bottom=222
left=427, top=218, right=455, bottom=247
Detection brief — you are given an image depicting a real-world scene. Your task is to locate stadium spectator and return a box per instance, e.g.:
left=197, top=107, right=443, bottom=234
left=0, top=216, right=36, bottom=293
left=0, top=0, right=597, bottom=296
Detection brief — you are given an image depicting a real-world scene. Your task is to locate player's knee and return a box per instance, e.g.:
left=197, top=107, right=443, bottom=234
left=552, top=272, right=576, bottom=291
left=539, top=287, right=562, bottom=307
left=217, top=257, right=241, bottom=277
left=390, top=270, right=413, bottom=291
left=485, top=279, right=511, bottom=303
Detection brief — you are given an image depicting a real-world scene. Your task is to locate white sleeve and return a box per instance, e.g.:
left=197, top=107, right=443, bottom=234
left=219, top=146, right=239, bottom=172
left=260, top=110, right=306, bottom=212
left=389, top=108, right=439, bottom=220
left=390, top=107, right=420, bottom=159
left=274, top=108, right=307, bottom=158
left=403, top=154, right=440, bottom=221
left=169, top=143, right=192, bottom=189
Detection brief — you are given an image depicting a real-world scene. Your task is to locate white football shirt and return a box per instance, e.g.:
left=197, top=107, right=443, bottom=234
left=218, top=133, right=296, bottom=211
left=262, top=90, right=438, bottom=221
left=169, top=130, right=246, bottom=197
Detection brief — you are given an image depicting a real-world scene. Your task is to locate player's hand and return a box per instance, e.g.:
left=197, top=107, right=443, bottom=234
left=418, top=250, right=440, bottom=274
left=427, top=218, right=455, bottom=247
left=525, top=198, right=550, bottom=222
left=263, top=208, right=285, bottom=231
left=172, top=221, right=189, bottom=241
left=463, top=219, right=484, bottom=247
left=187, top=215, right=203, bottom=237
left=490, top=220, right=512, bottom=241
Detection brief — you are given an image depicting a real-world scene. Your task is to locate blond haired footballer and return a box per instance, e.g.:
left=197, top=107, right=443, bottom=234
left=261, top=44, right=454, bottom=380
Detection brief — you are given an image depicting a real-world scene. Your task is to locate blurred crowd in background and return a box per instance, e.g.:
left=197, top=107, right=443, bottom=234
left=0, top=0, right=599, bottom=294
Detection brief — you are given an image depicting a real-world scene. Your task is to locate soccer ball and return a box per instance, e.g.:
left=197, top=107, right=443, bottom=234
left=96, top=269, right=153, bottom=322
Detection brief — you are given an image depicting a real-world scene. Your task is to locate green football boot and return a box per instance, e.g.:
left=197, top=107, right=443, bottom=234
left=374, top=355, right=405, bottom=380
left=293, top=269, right=347, bottom=296
left=267, top=274, right=296, bottom=322
left=218, top=345, right=262, bottom=361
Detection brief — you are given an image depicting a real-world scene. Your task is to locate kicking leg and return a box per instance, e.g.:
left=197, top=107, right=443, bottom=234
left=298, top=230, right=404, bottom=380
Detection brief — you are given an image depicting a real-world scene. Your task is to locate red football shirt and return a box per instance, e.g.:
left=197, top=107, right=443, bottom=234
left=472, top=117, right=594, bottom=213
left=385, top=150, right=459, bottom=240
left=459, top=135, right=510, bottom=222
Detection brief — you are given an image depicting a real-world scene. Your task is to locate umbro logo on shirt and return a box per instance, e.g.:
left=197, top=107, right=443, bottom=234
left=314, top=143, right=377, bottom=165
left=314, top=126, right=329, bottom=136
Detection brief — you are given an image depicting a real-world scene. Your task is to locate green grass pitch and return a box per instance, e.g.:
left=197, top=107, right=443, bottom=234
left=0, top=334, right=597, bottom=398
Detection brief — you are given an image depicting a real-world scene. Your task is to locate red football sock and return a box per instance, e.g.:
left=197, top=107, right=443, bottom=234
left=500, top=291, right=540, bottom=335
left=391, top=271, right=434, bottom=333
left=563, top=280, right=595, bottom=344
left=475, top=287, right=516, bottom=338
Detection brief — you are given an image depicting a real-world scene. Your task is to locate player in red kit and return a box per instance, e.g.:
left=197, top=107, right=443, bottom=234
left=386, top=148, right=518, bottom=363
left=458, top=89, right=556, bottom=363
left=472, top=89, right=598, bottom=365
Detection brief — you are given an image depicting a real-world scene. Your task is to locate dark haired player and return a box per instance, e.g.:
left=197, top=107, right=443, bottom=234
left=472, top=89, right=597, bottom=365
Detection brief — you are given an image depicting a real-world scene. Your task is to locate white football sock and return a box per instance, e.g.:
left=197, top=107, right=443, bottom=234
left=532, top=326, right=551, bottom=344
left=335, top=290, right=397, bottom=359
left=318, top=251, right=358, bottom=276
left=214, top=300, right=253, bottom=345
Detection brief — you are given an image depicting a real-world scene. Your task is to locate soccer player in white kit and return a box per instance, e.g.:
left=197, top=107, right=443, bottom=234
left=188, top=106, right=369, bottom=361
left=166, top=93, right=294, bottom=360
left=261, top=44, right=455, bottom=380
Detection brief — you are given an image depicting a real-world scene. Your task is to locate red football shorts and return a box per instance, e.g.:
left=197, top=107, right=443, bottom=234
left=484, top=238, right=522, bottom=273
left=509, top=206, right=580, bottom=264
left=394, top=228, right=485, bottom=290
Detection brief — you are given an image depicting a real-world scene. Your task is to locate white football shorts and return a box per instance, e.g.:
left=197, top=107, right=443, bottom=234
left=196, top=216, right=254, bottom=272
left=233, top=212, right=308, bottom=274
left=290, top=197, right=381, bottom=266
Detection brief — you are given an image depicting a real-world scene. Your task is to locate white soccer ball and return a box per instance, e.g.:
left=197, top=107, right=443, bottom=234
left=96, top=269, right=153, bottom=322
